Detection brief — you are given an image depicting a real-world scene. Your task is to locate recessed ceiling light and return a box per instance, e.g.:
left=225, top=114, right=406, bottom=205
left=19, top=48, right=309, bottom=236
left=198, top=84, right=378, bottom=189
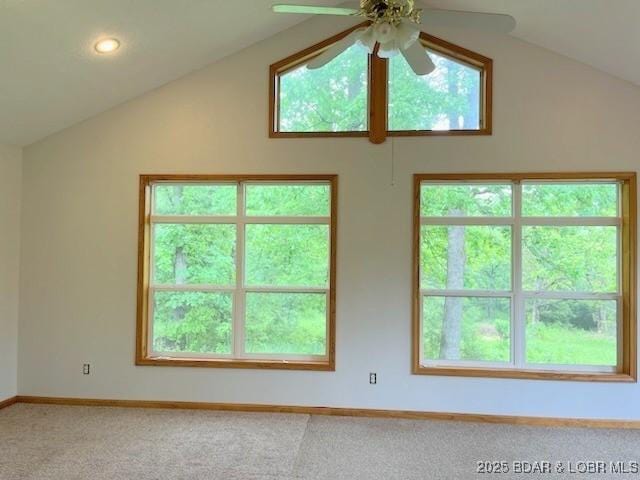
left=94, top=38, right=120, bottom=54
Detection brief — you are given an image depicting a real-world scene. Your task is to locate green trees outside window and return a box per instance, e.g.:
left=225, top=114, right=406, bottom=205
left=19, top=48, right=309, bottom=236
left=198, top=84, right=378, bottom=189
left=146, top=180, right=334, bottom=363
left=418, top=179, right=622, bottom=371
left=271, top=26, right=491, bottom=142
left=388, top=50, right=480, bottom=131
left=279, top=44, right=368, bottom=133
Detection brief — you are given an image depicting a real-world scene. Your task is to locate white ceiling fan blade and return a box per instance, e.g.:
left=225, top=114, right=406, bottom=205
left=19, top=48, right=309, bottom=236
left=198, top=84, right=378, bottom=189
left=421, top=8, right=516, bottom=33
left=306, top=29, right=364, bottom=69
left=272, top=4, right=360, bottom=16
left=400, top=41, right=436, bottom=76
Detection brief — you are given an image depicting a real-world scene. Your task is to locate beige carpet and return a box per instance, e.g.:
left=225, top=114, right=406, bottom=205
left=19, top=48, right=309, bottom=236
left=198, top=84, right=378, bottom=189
left=2, top=404, right=640, bottom=479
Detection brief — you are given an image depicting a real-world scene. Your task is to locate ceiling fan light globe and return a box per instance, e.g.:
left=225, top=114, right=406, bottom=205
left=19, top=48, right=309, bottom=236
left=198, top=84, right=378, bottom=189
left=377, top=43, right=401, bottom=59
left=356, top=25, right=377, bottom=53
left=373, top=22, right=397, bottom=44
left=373, top=21, right=419, bottom=59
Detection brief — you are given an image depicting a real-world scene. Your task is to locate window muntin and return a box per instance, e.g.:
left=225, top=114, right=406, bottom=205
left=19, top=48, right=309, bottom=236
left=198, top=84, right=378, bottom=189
left=139, top=177, right=336, bottom=369
left=415, top=175, right=635, bottom=380
left=388, top=49, right=481, bottom=131
left=277, top=43, right=368, bottom=133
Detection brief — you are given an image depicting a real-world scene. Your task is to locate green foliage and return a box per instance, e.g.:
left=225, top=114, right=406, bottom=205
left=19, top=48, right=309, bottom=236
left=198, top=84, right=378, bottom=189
left=245, top=293, right=326, bottom=355
left=523, top=226, right=617, bottom=293
left=389, top=51, right=480, bottom=130
left=245, top=225, right=329, bottom=287
left=421, top=182, right=620, bottom=366
left=421, top=184, right=512, bottom=217
left=154, top=185, right=236, bottom=215
left=523, top=183, right=617, bottom=217
left=151, top=184, right=329, bottom=356
left=279, top=44, right=368, bottom=132
left=246, top=185, right=330, bottom=216
left=531, top=299, right=616, bottom=332
left=153, top=224, right=236, bottom=285
left=421, top=225, right=511, bottom=290
left=278, top=45, right=482, bottom=132
left=423, top=296, right=510, bottom=362
left=153, top=292, right=232, bottom=354
left=526, top=322, right=616, bottom=366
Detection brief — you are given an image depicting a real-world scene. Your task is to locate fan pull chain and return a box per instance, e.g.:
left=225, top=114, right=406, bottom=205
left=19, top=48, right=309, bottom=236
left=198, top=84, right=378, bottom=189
left=390, top=136, right=396, bottom=187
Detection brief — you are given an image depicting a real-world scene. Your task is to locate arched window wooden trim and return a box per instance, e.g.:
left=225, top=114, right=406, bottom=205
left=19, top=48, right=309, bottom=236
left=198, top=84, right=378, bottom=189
left=269, top=24, right=493, bottom=144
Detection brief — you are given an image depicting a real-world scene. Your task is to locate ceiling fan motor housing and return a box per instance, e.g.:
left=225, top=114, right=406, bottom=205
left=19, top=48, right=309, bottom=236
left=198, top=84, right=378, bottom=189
left=361, top=0, right=422, bottom=25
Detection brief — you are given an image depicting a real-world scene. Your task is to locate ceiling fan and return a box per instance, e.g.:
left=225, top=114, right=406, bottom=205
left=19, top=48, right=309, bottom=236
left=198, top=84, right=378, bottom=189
left=273, top=0, right=515, bottom=76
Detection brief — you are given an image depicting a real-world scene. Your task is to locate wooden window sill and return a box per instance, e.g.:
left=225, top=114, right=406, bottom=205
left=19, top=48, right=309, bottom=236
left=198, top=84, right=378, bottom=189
left=137, top=356, right=334, bottom=371
left=413, top=365, right=636, bottom=382
left=269, top=131, right=368, bottom=138
left=268, top=129, right=493, bottom=139
left=388, top=129, right=491, bottom=137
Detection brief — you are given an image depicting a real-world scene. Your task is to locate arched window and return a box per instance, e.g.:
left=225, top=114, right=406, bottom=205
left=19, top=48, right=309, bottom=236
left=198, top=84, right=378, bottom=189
left=270, top=23, right=492, bottom=144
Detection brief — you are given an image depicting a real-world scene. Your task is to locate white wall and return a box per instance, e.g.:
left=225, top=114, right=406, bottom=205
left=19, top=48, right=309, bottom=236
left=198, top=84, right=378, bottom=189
left=19, top=17, right=640, bottom=420
left=0, top=144, right=21, bottom=401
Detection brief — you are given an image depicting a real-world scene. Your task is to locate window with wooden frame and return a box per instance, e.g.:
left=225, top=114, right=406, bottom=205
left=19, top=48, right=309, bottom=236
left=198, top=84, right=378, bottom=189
left=137, top=175, right=337, bottom=371
left=413, top=173, right=637, bottom=381
left=269, top=23, right=492, bottom=144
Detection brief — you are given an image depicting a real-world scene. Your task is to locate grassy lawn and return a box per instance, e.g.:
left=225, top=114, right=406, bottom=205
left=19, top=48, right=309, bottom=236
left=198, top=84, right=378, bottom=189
left=425, top=321, right=616, bottom=366
left=526, top=323, right=616, bottom=366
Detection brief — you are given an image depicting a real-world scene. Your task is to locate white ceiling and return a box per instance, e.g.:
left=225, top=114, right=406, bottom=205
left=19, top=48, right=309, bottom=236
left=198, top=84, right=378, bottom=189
left=1, top=0, right=639, bottom=146
left=0, top=0, right=341, bottom=146
left=423, top=0, right=640, bottom=85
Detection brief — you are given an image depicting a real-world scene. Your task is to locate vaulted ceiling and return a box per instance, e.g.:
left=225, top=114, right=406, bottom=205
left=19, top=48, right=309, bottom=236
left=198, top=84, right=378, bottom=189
left=0, top=0, right=343, bottom=146
left=1, top=0, right=638, bottom=146
left=423, top=0, right=640, bottom=86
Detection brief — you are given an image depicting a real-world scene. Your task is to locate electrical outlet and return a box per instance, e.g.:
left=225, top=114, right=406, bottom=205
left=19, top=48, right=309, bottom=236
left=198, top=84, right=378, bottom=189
left=369, top=372, right=377, bottom=385
left=83, top=364, right=91, bottom=375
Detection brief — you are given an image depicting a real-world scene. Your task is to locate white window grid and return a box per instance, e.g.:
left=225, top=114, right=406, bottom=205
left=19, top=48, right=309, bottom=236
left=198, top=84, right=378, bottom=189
left=419, top=179, right=622, bottom=373
left=147, top=180, right=332, bottom=362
